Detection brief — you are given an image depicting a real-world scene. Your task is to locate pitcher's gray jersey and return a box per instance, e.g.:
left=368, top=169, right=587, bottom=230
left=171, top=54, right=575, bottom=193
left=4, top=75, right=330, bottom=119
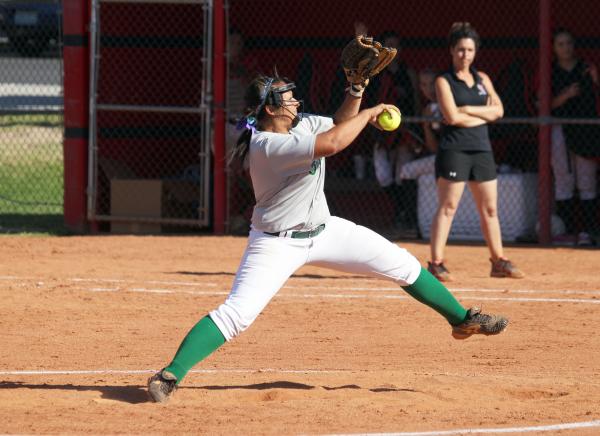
left=249, top=114, right=334, bottom=232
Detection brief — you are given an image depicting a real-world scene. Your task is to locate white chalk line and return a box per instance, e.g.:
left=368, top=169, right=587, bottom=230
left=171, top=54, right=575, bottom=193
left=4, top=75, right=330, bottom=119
left=76, top=286, right=600, bottom=304
left=103, top=285, right=600, bottom=297
left=64, top=278, right=600, bottom=295
left=2, top=274, right=600, bottom=303
left=288, top=285, right=600, bottom=295
left=0, top=368, right=348, bottom=376
left=89, top=287, right=121, bottom=292
left=451, top=287, right=600, bottom=295
left=70, top=277, right=218, bottom=287
left=2, top=274, right=599, bottom=294
left=325, top=419, right=600, bottom=435
left=0, top=276, right=217, bottom=287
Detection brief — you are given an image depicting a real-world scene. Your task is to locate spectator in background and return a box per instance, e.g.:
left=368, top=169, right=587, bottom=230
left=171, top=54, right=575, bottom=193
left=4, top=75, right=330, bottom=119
left=399, top=68, right=441, bottom=181
left=490, top=58, right=537, bottom=173
left=369, top=31, right=420, bottom=118
left=419, top=68, right=442, bottom=154
left=429, top=22, right=524, bottom=281
left=370, top=31, right=420, bottom=234
left=548, top=28, right=599, bottom=246
left=226, top=29, right=258, bottom=234
left=227, top=29, right=258, bottom=128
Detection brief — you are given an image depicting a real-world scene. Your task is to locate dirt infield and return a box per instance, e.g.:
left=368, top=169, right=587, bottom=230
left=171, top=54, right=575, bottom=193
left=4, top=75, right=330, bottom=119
left=1, top=235, right=599, bottom=435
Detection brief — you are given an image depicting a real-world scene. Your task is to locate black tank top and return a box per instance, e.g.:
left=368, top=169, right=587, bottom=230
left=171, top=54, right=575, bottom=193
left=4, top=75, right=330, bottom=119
left=439, top=67, right=492, bottom=151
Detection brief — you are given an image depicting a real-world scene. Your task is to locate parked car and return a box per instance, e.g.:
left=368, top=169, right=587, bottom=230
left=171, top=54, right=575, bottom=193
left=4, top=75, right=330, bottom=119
left=0, top=0, right=61, bottom=56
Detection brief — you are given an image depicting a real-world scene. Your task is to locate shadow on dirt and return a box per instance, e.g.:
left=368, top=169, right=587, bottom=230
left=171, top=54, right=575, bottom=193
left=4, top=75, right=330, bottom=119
left=0, top=379, right=418, bottom=404
left=0, top=381, right=148, bottom=404
left=188, top=380, right=418, bottom=393
left=174, top=271, right=366, bottom=279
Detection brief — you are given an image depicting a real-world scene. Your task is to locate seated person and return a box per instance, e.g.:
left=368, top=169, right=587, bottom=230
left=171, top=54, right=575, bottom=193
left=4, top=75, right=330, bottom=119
left=369, top=31, right=420, bottom=231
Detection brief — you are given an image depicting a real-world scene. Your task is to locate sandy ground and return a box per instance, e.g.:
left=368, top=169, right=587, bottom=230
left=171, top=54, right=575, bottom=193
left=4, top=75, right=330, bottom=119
left=0, top=235, right=599, bottom=435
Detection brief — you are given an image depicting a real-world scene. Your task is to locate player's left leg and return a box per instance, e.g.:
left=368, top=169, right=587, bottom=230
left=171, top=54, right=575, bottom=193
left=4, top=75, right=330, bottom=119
left=307, top=216, right=508, bottom=338
left=307, top=216, right=466, bottom=325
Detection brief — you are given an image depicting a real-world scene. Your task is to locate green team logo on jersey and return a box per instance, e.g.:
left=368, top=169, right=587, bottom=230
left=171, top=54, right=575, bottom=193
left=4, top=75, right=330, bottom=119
left=309, top=159, right=321, bottom=175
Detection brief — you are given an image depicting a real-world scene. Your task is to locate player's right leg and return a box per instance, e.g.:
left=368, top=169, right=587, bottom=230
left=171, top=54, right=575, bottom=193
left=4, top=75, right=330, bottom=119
left=148, top=230, right=309, bottom=402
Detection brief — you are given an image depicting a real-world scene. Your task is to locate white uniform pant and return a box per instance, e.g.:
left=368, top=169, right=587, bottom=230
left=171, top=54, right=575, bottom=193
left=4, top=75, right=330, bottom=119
left=551, top=125, right=598, bottom=201
left=210, top=216, right=422, bottom=340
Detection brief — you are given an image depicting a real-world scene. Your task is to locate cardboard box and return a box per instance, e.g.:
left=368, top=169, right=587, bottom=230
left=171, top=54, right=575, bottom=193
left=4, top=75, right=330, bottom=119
left=109, top=178, right=201, bottom=233
left=110, top=179, right=163, bottom=234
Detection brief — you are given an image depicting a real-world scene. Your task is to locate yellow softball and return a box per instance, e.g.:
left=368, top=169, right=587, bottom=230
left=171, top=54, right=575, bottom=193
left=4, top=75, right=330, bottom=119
left=377, top=106, right=401, bottom=131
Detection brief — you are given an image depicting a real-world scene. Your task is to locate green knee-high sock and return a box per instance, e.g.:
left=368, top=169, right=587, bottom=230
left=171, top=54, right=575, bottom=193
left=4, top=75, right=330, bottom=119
left=402, top=267, right=468, bottom=325
left=164, top=316, right=225, bottom=384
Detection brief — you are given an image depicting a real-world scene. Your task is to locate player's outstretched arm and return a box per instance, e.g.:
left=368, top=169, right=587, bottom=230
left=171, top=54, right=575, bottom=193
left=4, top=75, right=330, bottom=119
left=315, top=103, right=394, bottom=158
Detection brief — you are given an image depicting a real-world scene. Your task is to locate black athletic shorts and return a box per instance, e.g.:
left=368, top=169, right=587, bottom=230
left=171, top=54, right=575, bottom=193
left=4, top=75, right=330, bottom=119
left=435, top=149, right=497, bottom=182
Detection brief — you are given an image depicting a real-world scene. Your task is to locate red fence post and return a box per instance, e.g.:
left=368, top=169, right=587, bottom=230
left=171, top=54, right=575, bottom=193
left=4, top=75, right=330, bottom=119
left=62, top=0, right=90, bottom=233
left=213, top=0, right=226, bottom=234
left=537, top=0, right=552, bottom=244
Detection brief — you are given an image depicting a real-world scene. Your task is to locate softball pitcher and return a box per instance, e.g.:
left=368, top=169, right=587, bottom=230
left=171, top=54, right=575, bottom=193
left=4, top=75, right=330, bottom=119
left=148, top=38, right=509, bottom=403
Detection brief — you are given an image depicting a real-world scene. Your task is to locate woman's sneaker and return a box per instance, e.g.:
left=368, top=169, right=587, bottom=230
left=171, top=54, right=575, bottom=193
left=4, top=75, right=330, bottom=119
left=490, top=258, right=525, bottom=278
left=427, top=261, right=454, bottom=282
left=452, top=307, right=509, bottom=339
left=148, top=369, right=178, bottom=403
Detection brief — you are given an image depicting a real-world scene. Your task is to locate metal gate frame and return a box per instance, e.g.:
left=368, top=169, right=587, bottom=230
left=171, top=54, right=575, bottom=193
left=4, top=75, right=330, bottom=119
left=86, top=0, right=213, bottom=228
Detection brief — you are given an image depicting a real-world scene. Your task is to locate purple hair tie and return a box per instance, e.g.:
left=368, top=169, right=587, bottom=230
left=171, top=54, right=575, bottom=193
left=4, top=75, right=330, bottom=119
left=236, top=116, right=257, bottom=133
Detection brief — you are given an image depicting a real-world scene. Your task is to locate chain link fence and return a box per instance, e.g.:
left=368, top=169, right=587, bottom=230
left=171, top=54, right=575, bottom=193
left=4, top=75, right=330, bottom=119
left=87, top=0, right=212, bottom=233
left=0, top=0, right=64, bottom=233
left=1, top=0, right=598, bottom=241
left=225, top=0, right=599, bottom=245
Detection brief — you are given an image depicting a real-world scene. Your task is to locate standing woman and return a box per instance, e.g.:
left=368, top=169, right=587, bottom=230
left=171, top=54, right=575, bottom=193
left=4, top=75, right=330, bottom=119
left=428, top=22, right=524, bottom=281
left=549, top=28, right=599, bottom=246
